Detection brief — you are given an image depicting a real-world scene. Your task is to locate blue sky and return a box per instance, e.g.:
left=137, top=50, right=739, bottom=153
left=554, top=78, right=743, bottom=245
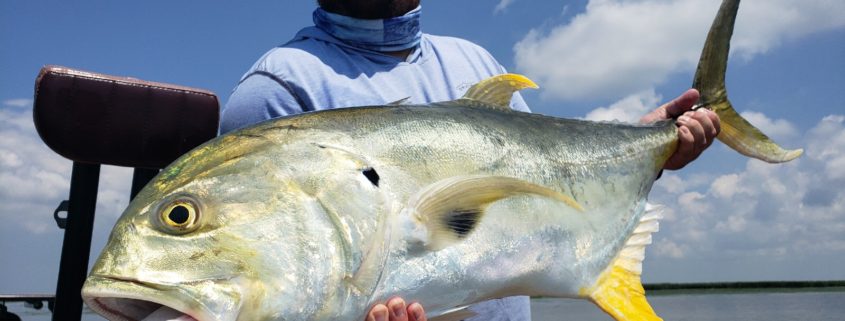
left=1, top=0, right=844, bottom=295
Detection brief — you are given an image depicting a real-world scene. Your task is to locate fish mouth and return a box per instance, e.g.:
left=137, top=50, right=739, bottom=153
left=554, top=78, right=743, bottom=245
left=87, top=297, right=197, bottom=321
left=82, top=275, right=227, bottom=321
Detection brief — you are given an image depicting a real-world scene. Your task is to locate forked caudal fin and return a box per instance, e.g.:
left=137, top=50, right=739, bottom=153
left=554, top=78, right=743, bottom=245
left=693, top=0, right=802, bottom=163
left=581, top=204, right=664, bottom=321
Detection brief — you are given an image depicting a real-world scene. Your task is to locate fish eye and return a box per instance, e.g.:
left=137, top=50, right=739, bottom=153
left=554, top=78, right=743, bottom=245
left=157, top=196, right=201, bottom=234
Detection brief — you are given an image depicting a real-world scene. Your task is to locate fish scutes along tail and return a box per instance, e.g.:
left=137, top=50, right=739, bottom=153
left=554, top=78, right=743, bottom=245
left=694, top=0, right=802, bottom=163
left=580, top=204, right=664, bottom=321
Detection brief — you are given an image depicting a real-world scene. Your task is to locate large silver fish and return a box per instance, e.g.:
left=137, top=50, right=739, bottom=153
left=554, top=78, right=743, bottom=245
left=81, top=0, right=801, bottom=320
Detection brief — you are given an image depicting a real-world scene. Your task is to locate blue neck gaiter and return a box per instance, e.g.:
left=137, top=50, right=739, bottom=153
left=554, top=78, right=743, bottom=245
left=313, top=6, right=422, bottom=52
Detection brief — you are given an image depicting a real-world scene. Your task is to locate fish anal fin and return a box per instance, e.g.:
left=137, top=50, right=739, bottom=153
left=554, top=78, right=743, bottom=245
left=405, top=175, right=582, bottom=251
left=449, top=74, right=538, bottom=111
left=583, top=266, right=662, bottom=321
left=580, top=203, right=664, bottom=321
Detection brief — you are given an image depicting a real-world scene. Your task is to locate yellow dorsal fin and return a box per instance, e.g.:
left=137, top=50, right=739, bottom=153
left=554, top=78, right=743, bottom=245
left=580, top=204, right=664, bottom=321
left=458, top=74, right=538, bottom=110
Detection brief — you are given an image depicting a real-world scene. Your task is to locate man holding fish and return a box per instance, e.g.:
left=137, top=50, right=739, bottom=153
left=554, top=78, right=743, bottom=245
left=85, top=0, right=806, bottom=319
left=220, top=1, right=719, bottom=321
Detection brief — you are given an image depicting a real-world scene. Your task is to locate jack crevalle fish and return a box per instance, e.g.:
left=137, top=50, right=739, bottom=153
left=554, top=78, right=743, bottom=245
left=82, top=0, right=802, bottom=320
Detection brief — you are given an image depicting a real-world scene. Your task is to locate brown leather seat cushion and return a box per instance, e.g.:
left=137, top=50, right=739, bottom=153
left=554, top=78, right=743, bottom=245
left=33, top=66, right=220, bottom=169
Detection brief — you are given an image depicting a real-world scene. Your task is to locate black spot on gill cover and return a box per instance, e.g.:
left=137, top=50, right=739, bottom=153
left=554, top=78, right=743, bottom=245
left=362, top=167, right=380, bottom=187
left=446, top=209, right=481, bottom=238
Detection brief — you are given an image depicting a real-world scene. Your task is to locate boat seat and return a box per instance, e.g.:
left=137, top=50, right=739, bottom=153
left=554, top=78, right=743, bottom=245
left=34, top=65, right=219, bottom=168
left=31, top=65, right=219, bottom=321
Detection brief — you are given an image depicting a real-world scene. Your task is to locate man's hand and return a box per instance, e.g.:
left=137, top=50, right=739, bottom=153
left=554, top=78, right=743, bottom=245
left=640, top=89, right=721, bottom=170
left=366, top=297, right=427, bottom=321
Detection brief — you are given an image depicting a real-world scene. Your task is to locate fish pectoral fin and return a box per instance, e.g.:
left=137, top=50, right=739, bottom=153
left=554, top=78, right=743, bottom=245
left=405, top=175, right=582, bottom=251
left=580, top=203, right=664, bottom=321
left=441, top=74, right=538, bottom=111
left=428, top=306, right=476, bottom=321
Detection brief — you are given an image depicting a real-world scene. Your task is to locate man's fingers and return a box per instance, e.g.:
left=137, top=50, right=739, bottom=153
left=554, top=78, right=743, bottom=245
left=408, top=302, right=427, bottom=321
left=647, top=89, right=722, bottom=171
left=387, top=297, right=409, bottom=321
left=640, top=89, right=700, bottom=123
left=666, top=125, right=696, bottom=170
left=367, top=304, right=389, bottom=321
left=366, top=298, right=426, bottom=321
left=679, top=112, right=707, bottom=148
left=690, top=110, right=717, bottom=147
left=703, top=108, right=721, bottom=136
left=663, top=89, right=700, bottom=118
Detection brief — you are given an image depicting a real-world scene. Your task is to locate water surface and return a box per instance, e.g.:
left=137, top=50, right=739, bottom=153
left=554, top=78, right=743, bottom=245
left=531, top=290, right=845, bottom=321
left=6, top=290, right=844, bottom=320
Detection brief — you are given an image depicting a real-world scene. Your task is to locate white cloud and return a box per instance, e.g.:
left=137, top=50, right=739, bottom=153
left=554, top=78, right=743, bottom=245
left=709, top=173, right=740, bottom=199
left=827, top=156, right=845, bottom=181
left=648, top=113, right=845, bottom=261
left=716, top=214, right=747, bottom=233
left=97, top=166, right=133, bottom=218
left=494, top=0, right=516, bottom=14
left=654, top=173, right=685, bottom=195
left=0, top=149, right=23, bottom=167
left=0, top=100, right=131, bottom=233
left=677, top=191, right=710, bottom=216
left=740, top=110, right=800, bottom=143
left=0, top=100, right=71, bottom=235
left=731, top=0, right=845, bottom=60
left=584, top=89, right=661, bottom=123
left=514, top=0, right=845, bottom=102
left=806, top=115, right=845, bottom=179
left=0, top=98, right=133, bottom=292
left=653, top=240, right=686, bottom=258
left=3, top=99, right=33, bottom=108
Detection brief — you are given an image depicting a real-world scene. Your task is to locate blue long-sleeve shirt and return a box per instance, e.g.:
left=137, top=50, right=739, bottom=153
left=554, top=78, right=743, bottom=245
left=221, top=26, right=529, bottom=134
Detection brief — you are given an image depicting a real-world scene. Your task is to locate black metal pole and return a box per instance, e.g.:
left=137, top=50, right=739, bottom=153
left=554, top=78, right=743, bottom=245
left=130, top=168, right=159, bottom=200
left=52, top=162, right=100, bottom=321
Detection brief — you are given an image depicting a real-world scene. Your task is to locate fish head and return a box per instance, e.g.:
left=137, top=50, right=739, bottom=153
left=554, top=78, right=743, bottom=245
left=83, top=131, right=391, bottom=321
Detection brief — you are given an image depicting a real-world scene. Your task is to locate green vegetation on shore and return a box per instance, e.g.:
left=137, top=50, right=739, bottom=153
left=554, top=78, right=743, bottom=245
left=643, top=280, right=845, bottom=295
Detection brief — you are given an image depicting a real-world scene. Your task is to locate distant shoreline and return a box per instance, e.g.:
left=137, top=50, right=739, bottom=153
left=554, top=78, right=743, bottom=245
left=644, top=280, right=845, bottom=295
